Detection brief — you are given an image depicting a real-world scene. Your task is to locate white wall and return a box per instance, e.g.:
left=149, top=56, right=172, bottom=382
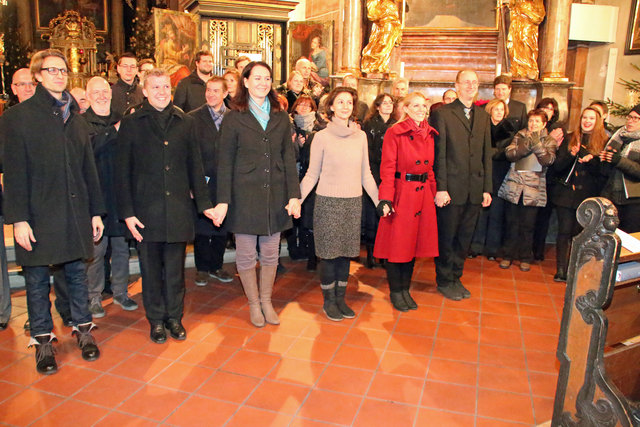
left=583, top=0, right=640, bottom=125
left=288, top=0, right=306, bottom=21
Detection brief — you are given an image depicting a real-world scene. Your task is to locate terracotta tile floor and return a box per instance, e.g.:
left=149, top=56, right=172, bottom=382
left=0, top=250, right=564, bottom=426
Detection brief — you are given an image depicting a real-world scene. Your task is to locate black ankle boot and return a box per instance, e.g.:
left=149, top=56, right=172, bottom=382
left=365, top=245, right=375, bottom=269
left=321, top=285, right=343, bottom=321
left=73, top=323, right=100, bottom=361
left=390, top=292, right=409, bottom=311
left=32, top=335, right=57, bottom=375
left=402, top=289, right=418, bottom=310
left=335, top=282, right=355, bottom=318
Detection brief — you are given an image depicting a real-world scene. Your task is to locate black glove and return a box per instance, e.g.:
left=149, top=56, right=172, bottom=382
left=610, top=151, right=622, bottom=165
left=377, top=200, right=392, bottom=216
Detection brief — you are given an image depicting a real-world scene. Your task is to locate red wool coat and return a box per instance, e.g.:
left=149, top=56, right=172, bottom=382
left=373, top=119, right=439, bottom=262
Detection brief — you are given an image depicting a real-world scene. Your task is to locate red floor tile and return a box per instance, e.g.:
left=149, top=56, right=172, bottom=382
left=421, top=380, right=477, bottom=414
left=431, top=338, right=479, bottom=363
left=427, top=359, right=478, bottom=386
left=93, top=411, right=157, bottom=427
left=378, top=351, right=429, bottom=378
left=74, top=373, right=143, bottom=408
left=440, top=307, right=480, bottom=326
left=245, top=379, right=310, bottom=414
left=352, top=398, right=417, bottom=427
left=479, top=344, right=527, bottom=369
left=284, top=337, right=340, bottom=363
left=221, top=349, right=281, bottom=378
left=30, top=399, right=109, bottom=427
left=32, top=364, right=100, bottom=396
left=386, top=332, right=433, bottom=356
left=178, top=342, right=236, bottom=369
left=149, top=360, right=214, bottom=392
left=480, top=312, right=521, bottom=330
left=478, top=365, right=531, bottom=394
left=109, top=353, right=172, bottom=382
left=118, top=384, right=189, bottom=422
left=533, top=396, right=555, bottom=424
left=268, top=357, right=326, bottom=386
left=0, top=389, right=64, bottom=426
left=226, top=405, right=293, bottom=427
left=367, top=372, right=423, bottom=405
left=298, top=389, right=362, bottom=425
left=196, top=370, right=260, bottom=402
left=165, top=395, right=238, bottom=426
left=0, top=380, right=24, bottom=403
left=526, top=349, right=560, bottom=373
left=342, top=327, right=391, bottom=350
left=415, top=407, right=475, bottom=426
left=315, top=365, right=374, bottom=395
left=243, top=332, right=297, bottom=354
left=331, top=344, right=382, bottom=370
left=477, top=388, right=535, bottom=424
left=480, top=326, right=523, bottom=348
left=529, top=371, right=559, bottom=398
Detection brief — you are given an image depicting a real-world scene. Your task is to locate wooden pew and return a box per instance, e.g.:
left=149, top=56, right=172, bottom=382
left=552, top=197, right=640, bottom=426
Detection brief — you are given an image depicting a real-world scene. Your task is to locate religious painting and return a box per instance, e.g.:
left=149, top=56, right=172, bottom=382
left=36, top=0, right=107, bottom=32
left=626, top=0, right=640, bottom=54
left=288, top=21, right=333, bottom=86
left=403, top=0, right=498, bottom=29
left=153, top=9, right=201, bottom=87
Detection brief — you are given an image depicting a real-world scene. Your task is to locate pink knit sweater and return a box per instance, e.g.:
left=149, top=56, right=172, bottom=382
left=300, top=119, right=379, bottom=206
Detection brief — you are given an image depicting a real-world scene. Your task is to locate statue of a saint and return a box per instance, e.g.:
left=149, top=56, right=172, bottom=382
left=361, top=0, right=403, bottom=74
left=507, top=0, right=545, bottom=80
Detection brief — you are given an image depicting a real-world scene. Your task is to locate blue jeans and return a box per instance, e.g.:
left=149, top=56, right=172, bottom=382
left=24, top=259, right=92, bottom=336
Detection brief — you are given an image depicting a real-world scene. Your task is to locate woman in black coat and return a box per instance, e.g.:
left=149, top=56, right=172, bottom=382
left=551, top=107, right=607, bottom=281
left=213, top=62, right=301, bottom=328
left=362, top=93, right=396, bottom=268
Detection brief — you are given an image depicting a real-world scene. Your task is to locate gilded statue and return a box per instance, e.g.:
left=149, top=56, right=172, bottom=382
left=507, top=0, right=545, bottom=80
left=361, top=0, right=403, bottom=74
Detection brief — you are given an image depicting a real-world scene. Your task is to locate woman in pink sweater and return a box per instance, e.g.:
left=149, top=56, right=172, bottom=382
left=299, top=87, right=383, bottom=321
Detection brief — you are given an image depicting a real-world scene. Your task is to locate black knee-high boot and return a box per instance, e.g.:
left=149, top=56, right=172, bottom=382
left=387, top=262, right=408, bottom=311
left=401, top=260, right=417, bottom=310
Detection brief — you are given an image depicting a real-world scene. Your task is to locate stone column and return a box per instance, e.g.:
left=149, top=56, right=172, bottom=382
left=539, top=0, right=572, bottom=81
left=16, top=0, right=34, bottom=49
left=340, top=0, right=362, bottom=75
left=111, top=0, right=125, bottom=55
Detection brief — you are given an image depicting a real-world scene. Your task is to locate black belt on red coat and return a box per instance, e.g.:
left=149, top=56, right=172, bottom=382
left=395, top=172, right=428, bottom=183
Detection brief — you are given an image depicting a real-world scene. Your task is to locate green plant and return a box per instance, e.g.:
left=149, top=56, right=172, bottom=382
left=605, top=63, right=640, bottom=117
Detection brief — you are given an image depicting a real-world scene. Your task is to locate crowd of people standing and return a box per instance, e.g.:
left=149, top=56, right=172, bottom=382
left=1, top=47, right=639, bottom=375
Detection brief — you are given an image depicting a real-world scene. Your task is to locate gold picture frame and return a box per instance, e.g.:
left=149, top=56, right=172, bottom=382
left=402, top=0, right=499, bottom=30
left=35, top=0, right=108, bottom=33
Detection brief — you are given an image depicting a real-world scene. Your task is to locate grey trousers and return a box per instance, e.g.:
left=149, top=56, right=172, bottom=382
left=0, top=217, right=11, bottom=323
left=87, top=236, right=130, bottom=301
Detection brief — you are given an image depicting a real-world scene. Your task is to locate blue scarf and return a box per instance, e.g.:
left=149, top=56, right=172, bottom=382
left=207, top=103, right=227, bottom=130
left=249, top=96, right=270, bottom=131
left=55, top=91, right=73, bottom=123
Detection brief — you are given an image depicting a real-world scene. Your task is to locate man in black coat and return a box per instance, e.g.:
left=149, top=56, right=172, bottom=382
left=2, top=49, right=105, bottom=374
left=116, top=68, right=215, bottom=344
left=188, top=76, right=233, bottom=286
left=430, top=69, right=492, bottom=301
left=173, top=51, right=213, bottom=113
left=111, top=52, right=144, bottom=116
left=83, top=77, right=138, bottom=317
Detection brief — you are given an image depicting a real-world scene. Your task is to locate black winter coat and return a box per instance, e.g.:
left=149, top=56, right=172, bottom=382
left=1, top=85, right=105, bottom=266
left=363, top=114, right=396, bottom=185
left=189, top=104, right=228, bottom=236
left=217, top=108, right=301, bottom=235
left=111, top=78, right=144, bottom=116
left=430, top=99, right=493, bottom=205
left=116, top=101, right=212, bottom=242
left=173, top=71, right=206, bottom=113
left=83, top=107, right=125, bottom=237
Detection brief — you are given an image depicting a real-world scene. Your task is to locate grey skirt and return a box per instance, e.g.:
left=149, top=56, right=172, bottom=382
left=313, top=195, right=362, bottom=259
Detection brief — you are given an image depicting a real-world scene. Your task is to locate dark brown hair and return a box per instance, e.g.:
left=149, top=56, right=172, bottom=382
left=536, top=97, right=559, bottom=124
left=195, top=50, right=212, bottom=63
left=528, top=108, right=549, bottom=124
left=324, top=86, right=358, bottom=121
left=493, top=74, right=512, bottom=88
left=364, top=93, right=395, bottom=122
left=117, top=52, right=137, bottom=65
left=230, top=61, right=282, bottom=113
left=30, top=49, right=70, bottom=76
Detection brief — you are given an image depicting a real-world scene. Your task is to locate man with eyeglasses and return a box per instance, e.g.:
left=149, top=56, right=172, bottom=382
left=0, top=49, right=105, bottom=374
left=430, top=69, right=492, bottom=301
left=600, top=104, right=640, bottom=233
left=10, top=68, right=36, bottom=104
left=111, top=52, right=144, bottom=116
left=173, top=50, right=214, bottom=113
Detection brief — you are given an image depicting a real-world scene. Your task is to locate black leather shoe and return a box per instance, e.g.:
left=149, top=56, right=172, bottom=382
left=164, top=319, right=186, bottom=340
left=437, top=284, right=463, bottom=301
left=61, top=314, right=73, bottom=327
left=0, top=322, right=7, bottom=331
left=74, top=324, right=100, bottom=361
left=402, top=290, right=418, bottom=310
left=150, top=323, right=167, bottom=344
left=454, top=280, right=471, bottom=299
left=390, top=292, right=409, bottom=311
left=33, top=335, right=57, bottom=375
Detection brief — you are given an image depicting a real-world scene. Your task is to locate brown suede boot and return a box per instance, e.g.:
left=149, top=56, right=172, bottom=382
left=259, top=265, right=280, bottom=325
left=238, top=268, right=265, bottom=327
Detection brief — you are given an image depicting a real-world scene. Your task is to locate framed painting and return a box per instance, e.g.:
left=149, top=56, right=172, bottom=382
left=288, top=21, right=333, bottom=85
left=402, top=0, right=499, bottom=30
left=153, top=8, right=201, bottom=87
left=36, top=0, right=107, bottom=32
left=626, top=0, right=640, bottom=54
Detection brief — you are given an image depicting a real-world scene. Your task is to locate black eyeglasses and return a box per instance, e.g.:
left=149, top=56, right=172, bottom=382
left=42, top=67, right=69, bottom=76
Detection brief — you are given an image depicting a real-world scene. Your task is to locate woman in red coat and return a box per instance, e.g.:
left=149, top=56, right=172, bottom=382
left=374, top=92, right=439, bottom=311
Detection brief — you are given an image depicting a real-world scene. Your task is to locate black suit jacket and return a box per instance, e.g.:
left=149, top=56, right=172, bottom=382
left=507, top=99, right=528, bottom=131
left=430, top=98, right=492, bottom=205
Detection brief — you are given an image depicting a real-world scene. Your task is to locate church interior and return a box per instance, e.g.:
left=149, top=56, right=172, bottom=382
left=0, top=0, right=640, bottom=426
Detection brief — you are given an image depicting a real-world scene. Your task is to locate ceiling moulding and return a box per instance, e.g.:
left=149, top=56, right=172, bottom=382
left=181, top=0, right=299, bottom=22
